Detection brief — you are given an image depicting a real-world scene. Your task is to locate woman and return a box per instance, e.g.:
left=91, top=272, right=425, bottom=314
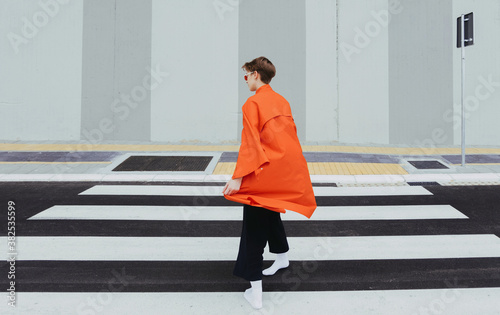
left=223, top=56, right=317, bottom=310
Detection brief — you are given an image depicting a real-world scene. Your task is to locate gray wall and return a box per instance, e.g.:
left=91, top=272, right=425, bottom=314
left=238, top=0, right=306, bottom=142
left=388, top=0, right=454, bottom=145
left=81, top=0, right=152, bottom=142
left=305, top=0, right=338, bottom=143
left=337, top=0, right=390, bottom=144
left=2, top=0, right=500, bottom=147
left=150, top=0, right=239, bottom=143
left=1, top=0, right=83, bottom=141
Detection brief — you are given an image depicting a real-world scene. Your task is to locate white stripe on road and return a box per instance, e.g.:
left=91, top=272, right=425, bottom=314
left=299, top=205, right=468, bottom=220
left=78, top=185, right=433, bottom=196
left=313, top=186, right=433, bottom=196
left=11, top=289, right=500, bottom=315
left=5, top=234, right=500, bottom=261
left=28, top=205, right=467, bottom=221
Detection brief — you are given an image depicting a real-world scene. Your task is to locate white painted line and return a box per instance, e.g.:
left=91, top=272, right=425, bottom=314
left=311, top=186, right=433, bottom=196
left=99, top=174, right=157, bottom=182
left=449, top=173, right=500, bottom=182
left=28, top=205, right=244, bottom=221
left=353, top=175, right=406, bottom=184
left=203, top=174, right=231, bottom=182
left=0, top=174, right=55, bottom=181
left=153, top=174, right=207, bottom=182
left=78, top=185, right=433, bottom=196
left=403, top=174, right=454, bottom=183
left=49, top=174, right=105, bottom=181
left=304, top=205, right=467, bottom=220
left=12, top=289, right=500, bottom=315
left=79, top=185, right=225, bottom=196
left=311, top=175, right=357, bottom=184
left=6, top=234, right=500, bottom=261
left=28, top=205, right=467, bottom=221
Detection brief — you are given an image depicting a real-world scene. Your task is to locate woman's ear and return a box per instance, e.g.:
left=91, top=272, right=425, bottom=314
left=253, top=71, right=260, bottom=81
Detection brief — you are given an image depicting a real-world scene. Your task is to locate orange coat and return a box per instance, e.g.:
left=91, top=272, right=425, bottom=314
left=224, top=84, right=317, bottom=218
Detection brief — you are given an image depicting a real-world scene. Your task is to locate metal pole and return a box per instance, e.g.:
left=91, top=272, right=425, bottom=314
left=461, top=14, right=466, bottom=167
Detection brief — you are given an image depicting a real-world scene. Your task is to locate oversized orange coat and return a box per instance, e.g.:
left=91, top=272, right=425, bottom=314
left=224, top=84, right=317, bottom=218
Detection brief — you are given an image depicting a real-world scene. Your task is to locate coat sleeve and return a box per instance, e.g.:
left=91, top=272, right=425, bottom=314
left=232, top=100, right=269, bottom=179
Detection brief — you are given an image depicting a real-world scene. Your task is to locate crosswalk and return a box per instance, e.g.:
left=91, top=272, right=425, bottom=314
left=78, top=184, right=433, bottom=197
left=4, top=183, right=500, bottom=314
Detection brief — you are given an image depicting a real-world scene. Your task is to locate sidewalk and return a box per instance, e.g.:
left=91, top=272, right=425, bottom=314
left=2, top=141, right=500, bottom=186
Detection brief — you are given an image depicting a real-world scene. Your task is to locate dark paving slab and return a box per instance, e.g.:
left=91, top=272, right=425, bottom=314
left=407, top=160, right=449, bottom=169
left=443, top=154, right=500, bottom=164
left=407, top=182, right=441, bottom=186
left=112, top=156, right=213, bottom=172
left=219, top=151, right=238, bottom=162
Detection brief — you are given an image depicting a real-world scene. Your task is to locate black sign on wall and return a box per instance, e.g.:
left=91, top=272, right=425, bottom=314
left=457, top=12, right=474, bottom=48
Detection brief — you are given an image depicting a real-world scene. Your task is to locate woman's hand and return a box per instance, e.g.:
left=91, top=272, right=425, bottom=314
left=223, top=177, right=242, bottom=195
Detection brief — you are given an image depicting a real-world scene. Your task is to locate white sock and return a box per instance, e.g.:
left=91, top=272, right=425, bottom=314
left=244, top=280, right=262, bottom=309
left=262, top=253, right=289, bottom=276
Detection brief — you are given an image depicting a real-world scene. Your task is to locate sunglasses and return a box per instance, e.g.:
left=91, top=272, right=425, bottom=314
left=244, top=71, right=255, bottom=81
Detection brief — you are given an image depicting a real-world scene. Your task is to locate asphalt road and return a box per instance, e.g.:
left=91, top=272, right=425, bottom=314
left=1, top=182, right=500, bottom=314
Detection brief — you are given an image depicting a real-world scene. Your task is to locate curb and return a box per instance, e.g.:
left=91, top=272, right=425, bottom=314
left=1, top=173, right=500, bottom=186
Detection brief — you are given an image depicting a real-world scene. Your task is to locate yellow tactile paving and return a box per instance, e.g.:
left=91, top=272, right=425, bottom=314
left=349, top=163, right=359, bottom=174
left=325, top=163, right=335, bottom=175
left=3, top=143, right=500, bottom=155
left=213, top=162, right=408, bottom=175
left=366, top=164, right=377, bottom=174
left=225, top=162, right=237, bottom=174
left=318, top=163, right=327, bottom=175
left=313, top=163, right=321, bottom=174
left=380, top=163, right=393, bottom=175
left=339, top=163, right=349, bottom=175
left=212, top=163, right=223, bottom=174
left=359, top=163, right=371, bottom=175
left=345, top=163, right=356, bottom=175
left=212, top=162, right=236, bottom=175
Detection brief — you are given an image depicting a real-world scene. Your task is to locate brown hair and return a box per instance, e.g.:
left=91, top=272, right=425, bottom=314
left=242, top=56, right=276, bottom=84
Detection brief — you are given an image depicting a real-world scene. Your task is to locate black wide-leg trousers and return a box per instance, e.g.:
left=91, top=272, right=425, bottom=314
left=233, top=204, right=289, bottom=281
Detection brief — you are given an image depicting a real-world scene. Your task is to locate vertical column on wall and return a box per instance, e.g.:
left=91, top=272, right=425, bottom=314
left=150, top=0, right=238, bottom=143
left=388, top=0, right=453, bottom=147
left=238, top=0, right=307, bottom=142
left=305, top=0, right=338, bottom=143
left=81, top=0, right=152, bottom=143
left=337, top=0, right=390, bottom=144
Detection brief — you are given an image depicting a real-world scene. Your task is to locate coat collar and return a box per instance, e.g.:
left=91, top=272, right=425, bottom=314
left=256, top=84, right=272, bottom=94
